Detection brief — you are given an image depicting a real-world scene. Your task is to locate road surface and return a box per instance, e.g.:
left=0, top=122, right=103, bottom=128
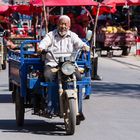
left=0, top=55, right=140, bottom=140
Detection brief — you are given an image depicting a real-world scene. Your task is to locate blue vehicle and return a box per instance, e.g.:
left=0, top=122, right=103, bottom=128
left=8, top=40, right=91, bottom=135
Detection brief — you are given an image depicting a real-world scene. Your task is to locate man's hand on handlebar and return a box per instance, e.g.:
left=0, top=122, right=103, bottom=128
left=82, top=45, right=90, bottom=52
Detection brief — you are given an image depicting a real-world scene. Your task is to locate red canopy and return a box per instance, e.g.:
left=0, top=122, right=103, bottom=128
left=9, top=5, right=32, bottom=15
left=0, top=5, right=9, bottom=14
left=30, top=0, right=98, bottom=6
left=102, top=0, right=140, bottom=6
left=0, top=5, right=43, bottom=15
left=92, top=3, right=116, bottom=15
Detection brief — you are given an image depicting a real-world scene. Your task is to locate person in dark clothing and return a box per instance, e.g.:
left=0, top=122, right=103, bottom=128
left=0, top=24, right=4, bottom=32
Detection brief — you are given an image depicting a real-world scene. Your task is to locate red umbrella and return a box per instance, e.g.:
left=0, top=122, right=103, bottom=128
left=0, top=5, right=9, bottom=14
left=8, top=5, right=42, bottom=15
left=92, top=3, right=116, bottom=15
left=102, top=0, right=140, bottom=6
left=9, top=5, right=31, bottom=15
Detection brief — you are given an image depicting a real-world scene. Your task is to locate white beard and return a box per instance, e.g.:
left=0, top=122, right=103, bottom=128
left=58, top=30, right=67, bottom=37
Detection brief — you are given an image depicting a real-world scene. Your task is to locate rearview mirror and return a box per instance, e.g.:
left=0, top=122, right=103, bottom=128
left=86, top=30, right=92, bottom=41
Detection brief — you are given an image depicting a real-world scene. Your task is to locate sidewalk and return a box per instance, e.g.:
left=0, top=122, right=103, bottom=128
left=111, top=54, right=140, bottom=68
left=101, top=50, right=140, bottom=68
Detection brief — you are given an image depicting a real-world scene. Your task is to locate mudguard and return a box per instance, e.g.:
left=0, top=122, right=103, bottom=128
left=65, top=89, right=78, bottom=115
left=65, top=89, right=77, bottom=99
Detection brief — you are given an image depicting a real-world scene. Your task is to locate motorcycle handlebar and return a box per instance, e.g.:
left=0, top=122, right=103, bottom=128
left=41, top=48, right=83, bottom=63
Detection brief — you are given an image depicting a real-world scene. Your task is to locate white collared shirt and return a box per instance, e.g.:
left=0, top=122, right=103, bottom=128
left=39, top=29, right=87, bottom=66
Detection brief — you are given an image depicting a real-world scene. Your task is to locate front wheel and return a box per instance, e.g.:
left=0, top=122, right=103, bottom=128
left=15, top=88, right=25, bottom=126
left=64, top=98, right=76, bottom=135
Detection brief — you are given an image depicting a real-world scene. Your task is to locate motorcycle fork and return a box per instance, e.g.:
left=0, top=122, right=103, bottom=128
left=58, top=72, right=64, bottom=118
left=58, top=73, right=79, bottom=117
left=73, top=74, right=79, bottom=116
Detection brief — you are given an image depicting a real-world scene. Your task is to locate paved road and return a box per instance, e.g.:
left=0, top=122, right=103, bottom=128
left=0, top=55, right=140, bottom=140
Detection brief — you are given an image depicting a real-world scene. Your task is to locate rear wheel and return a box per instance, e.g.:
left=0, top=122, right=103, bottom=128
left=15, top=88, right=25, bottom=126
left=64, top=97, right=76, bottom=135
left=122, top=47, right=130, bottom=56
left=107, top=51, right=113, bottom=58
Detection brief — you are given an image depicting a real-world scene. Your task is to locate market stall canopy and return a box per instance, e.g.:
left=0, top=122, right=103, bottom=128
left=102, top=0, right=140, bottom=6
left=30, top=0, right=98, bottom=6
left=9, top=5, right=32, bottom=15
left=9, top=5, right=42, bottom=15
left=92, top=3, right=116, bottom=15
left=0, top=5, right=9, bottom=14
left=0, top=4, right=42, bottom=15
left=30, top=0, right=117, bottom=15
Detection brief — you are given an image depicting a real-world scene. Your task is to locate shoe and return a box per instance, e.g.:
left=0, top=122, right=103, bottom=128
left=84, top=95, right=90, bottom=99
left=92, top=75, right=102, bottom=80
left=78, top=112, right=85, bottom=121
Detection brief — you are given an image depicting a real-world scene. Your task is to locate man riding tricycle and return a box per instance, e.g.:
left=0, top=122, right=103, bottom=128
left=8, top=15, right=91, bottom=135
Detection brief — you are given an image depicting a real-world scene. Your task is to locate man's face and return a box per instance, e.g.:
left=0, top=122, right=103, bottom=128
left=58, top=19, right=70, bottom=36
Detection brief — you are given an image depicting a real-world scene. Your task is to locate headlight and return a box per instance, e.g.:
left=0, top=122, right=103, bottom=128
left=61, top=62, right=75, bottom=75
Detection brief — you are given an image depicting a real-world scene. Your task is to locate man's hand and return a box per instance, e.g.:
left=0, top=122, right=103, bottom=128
left=83, top=45, right=90, bottom=52
left=37, top=46, right=43, bottom=53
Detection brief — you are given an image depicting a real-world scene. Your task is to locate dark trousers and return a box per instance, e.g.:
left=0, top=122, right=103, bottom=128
left=44, top=65, right=56, bottom=82
left=91, top=57, right=98, bottom=78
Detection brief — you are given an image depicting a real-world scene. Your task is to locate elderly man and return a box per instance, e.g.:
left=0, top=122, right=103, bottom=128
left=38, top=15, right=89, bottom=121
left=38, top=15, right=89, bottom=82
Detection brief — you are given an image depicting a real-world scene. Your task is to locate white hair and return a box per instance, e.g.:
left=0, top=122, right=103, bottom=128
left=58, top=15, right=71, bottom=23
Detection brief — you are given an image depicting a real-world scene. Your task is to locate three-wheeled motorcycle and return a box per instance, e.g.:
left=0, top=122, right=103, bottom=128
left=8, top=40, right=91, bottom=135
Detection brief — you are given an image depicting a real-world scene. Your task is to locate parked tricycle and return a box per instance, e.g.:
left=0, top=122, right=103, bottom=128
left=96, top=29, right=136, bottom=57
left=8, top=40, right=91, bottom=135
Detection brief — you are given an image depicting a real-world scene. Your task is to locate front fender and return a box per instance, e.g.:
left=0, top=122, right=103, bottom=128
left=65, top=89, right=77, bottom=99
left=64, top=89, right=79, bottom=115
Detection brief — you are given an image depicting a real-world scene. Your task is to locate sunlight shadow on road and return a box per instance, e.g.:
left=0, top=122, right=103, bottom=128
left=91, top=82, right=140, bottom=99
left=0, top=119, right=66, bottom=136
left=0, top=94, right=13, bottom=103
left=111, top=58, right=140, bottom=70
